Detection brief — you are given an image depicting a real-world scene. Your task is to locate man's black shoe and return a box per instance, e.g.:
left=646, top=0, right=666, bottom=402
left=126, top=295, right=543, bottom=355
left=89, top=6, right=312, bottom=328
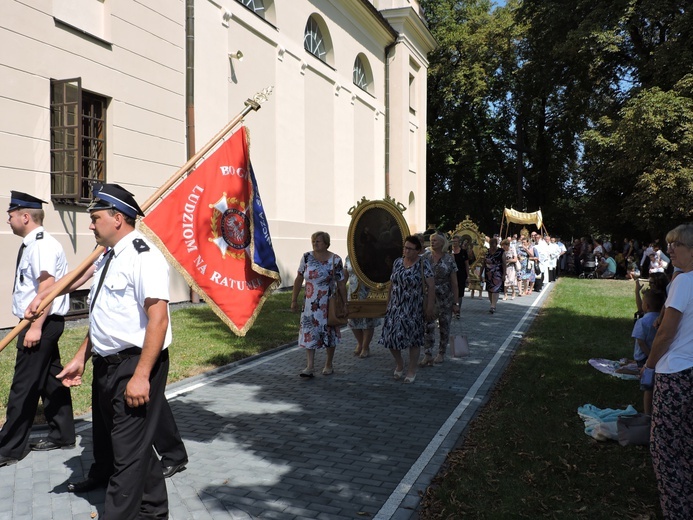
left=30, top=439, right=76, bottom=451
left=0, top=455, right=18, bottom=467
left=67, top=476, right=108, bottom=493
left=162, top=460, right=188, bottom=478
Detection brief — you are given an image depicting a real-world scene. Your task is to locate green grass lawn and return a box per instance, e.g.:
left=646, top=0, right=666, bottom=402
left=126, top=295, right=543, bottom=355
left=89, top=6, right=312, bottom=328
left=419, top=278, right=661, bottom=519
left=0, top=291, right=299, bottom=422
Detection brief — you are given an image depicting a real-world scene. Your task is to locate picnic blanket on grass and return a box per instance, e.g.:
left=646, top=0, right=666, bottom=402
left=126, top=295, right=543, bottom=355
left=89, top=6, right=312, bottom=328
left=577, top=404, right=638, bottom=441
left=589, top=358, right=639, bottom=380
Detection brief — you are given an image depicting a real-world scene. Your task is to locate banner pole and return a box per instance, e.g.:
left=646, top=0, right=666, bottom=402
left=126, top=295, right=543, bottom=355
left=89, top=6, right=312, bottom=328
left=0, top=87, right=274, bottom=354
left=141, top=87, right=273, bottom=212
left=0, top=248, right=103, bottom=353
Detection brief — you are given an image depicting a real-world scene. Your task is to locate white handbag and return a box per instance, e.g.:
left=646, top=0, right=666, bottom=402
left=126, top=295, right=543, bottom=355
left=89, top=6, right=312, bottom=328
left=451, top=335, right=470, bottom=357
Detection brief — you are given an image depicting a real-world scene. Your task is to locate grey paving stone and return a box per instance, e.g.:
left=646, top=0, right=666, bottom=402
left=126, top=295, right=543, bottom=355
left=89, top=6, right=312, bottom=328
left=0, top=286, right=551, bottom=519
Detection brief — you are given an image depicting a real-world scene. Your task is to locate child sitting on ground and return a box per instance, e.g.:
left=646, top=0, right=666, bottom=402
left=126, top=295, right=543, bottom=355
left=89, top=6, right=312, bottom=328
left=625, top=256, right=640, bottom=280
left=631, top=289, right=666, bottom=414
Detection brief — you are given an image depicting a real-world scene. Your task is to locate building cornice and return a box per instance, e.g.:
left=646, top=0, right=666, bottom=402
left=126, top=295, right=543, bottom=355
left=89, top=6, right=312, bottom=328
left=356, top=0, right=399, bottom=42
left=378, top=6, right=437, bottom=63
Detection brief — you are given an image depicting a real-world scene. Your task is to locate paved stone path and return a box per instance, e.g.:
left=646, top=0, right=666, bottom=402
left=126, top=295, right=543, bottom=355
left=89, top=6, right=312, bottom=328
left=0, top=285, right=552, bottom=520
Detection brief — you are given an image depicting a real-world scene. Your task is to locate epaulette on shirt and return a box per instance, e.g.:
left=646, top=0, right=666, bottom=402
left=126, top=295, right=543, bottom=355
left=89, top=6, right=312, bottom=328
left=133, top=238, right=150, bottom=253
left=36, top=232, right=43, bottom=239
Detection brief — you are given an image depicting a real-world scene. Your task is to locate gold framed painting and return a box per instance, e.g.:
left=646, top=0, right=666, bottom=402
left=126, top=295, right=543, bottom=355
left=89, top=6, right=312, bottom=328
left=346, top=197, right=410, bottom=317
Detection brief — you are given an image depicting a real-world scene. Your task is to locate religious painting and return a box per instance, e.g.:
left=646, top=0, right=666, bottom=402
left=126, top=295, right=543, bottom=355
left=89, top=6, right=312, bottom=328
left=347, top=197, right=410, bottom=290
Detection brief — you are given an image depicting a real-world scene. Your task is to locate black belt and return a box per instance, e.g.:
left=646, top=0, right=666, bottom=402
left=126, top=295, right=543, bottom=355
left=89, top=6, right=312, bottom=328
left=94, top=347, right=142, bottom=365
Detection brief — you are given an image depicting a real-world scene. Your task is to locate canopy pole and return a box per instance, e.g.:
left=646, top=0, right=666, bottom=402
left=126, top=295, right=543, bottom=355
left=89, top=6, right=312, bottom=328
left=0, top=88, right=274, bottom=354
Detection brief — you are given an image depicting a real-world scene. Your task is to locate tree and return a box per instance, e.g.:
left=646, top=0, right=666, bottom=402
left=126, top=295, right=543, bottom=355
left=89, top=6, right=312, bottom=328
left=583, top=75, right=693, bottom=235
left=424, top=0, right=526, bottom=234
left=423, top=0, right=692, bottom=240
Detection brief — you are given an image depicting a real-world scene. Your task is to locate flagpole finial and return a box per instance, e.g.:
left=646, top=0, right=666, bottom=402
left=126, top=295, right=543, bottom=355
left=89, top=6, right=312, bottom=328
left=245, top=86, right=274, bottom=111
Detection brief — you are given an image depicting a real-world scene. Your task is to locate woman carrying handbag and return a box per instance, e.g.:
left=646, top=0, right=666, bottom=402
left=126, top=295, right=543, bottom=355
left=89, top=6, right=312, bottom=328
left=291, top=231, right=347, bottom=378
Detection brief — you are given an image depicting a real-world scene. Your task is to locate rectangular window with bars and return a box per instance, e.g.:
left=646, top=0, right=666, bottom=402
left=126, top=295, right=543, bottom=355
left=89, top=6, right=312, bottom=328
left=50, top=78, right=107, bottom=203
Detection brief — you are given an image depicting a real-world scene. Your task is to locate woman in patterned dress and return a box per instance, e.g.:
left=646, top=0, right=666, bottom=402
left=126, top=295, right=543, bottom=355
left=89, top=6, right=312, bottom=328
left=420, top=233, right=459, bottom=366
left=291, top=231, right=347, bottom=378
left=379, top=235, right=435, bottom=383
left=345, top=256, right=382, bottom=359
left=516, top=238, right=532, bottom=296
left=502, top=238, right=518, bottom=300
left=483, top=237, right=506, bottom=314
left=524, top=237, right=539, bottom=294
left=645, top=224, right=693, bottom=519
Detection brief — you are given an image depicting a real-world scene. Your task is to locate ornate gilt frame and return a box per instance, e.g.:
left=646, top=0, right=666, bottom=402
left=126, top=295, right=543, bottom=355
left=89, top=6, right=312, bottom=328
left=345, top=197, right=410, bottom=317
left=449, top=216, right=487, bottom=293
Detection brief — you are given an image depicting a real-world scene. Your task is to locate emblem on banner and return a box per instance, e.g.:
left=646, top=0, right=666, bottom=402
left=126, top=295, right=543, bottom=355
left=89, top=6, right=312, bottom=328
left=209, top=194, right=250, bottom=259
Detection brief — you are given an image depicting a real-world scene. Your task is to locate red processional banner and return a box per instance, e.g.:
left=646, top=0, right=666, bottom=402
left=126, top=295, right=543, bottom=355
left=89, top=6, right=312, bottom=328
left=140, top=126, right=281, bottom=336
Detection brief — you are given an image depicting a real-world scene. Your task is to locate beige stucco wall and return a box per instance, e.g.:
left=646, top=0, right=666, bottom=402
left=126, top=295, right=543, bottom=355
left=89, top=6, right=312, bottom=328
left=0, top=0, right=189, bottom=327
left=0, top=0, right=434, bottom=328
left=380, top=5, right=434, bottom=233
left=196, top=0, right=433, bottom=283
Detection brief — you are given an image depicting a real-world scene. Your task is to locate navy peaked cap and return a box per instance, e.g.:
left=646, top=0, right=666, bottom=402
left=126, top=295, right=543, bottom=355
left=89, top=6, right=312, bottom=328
left=88, top=183, right=144, bottom=218
left=9, top=191, right=47, bottom=211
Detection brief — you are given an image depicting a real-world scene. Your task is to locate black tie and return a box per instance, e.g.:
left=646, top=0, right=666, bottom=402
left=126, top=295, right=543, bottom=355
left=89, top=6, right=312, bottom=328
left=90, top=249, right=114, bottom=312
left=13, top=243, right=26, bottom=293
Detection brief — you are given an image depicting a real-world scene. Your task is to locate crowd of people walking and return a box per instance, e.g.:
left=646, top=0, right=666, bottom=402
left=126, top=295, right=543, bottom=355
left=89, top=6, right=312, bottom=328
left=487, top=231, right=564, bottom=303
left=289, top=229, right=684, bottom=388
left=290, top=229, right=557, bottom=384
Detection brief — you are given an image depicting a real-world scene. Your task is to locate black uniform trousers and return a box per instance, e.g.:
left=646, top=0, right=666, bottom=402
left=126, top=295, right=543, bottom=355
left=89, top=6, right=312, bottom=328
left=0, top=315, right=74, bottom=459
left=87, top=393, right=187, bottom=480
left=534, top=271, right=544, bottom=291
left=92, top=349, right=169, bottom=520
left=155, top=401, right=188, bottom=467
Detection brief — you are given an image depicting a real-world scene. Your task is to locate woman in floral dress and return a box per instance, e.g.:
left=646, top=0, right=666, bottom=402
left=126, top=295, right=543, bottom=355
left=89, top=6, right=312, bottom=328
left=502, top=238, right=518, bottom=300
left=522, top=237, right=539, bottom=294
left=420, top=233, right=459, bottom=366
left=291, top=231, right=346, bottom=378
left=516, top=239, right=531, bottom=295
left=379, top=235, right=435, bottom=383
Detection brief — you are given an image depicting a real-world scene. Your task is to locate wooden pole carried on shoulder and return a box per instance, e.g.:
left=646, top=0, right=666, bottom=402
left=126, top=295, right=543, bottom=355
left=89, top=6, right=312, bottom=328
left=0, top=88, right=273, bottom=353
